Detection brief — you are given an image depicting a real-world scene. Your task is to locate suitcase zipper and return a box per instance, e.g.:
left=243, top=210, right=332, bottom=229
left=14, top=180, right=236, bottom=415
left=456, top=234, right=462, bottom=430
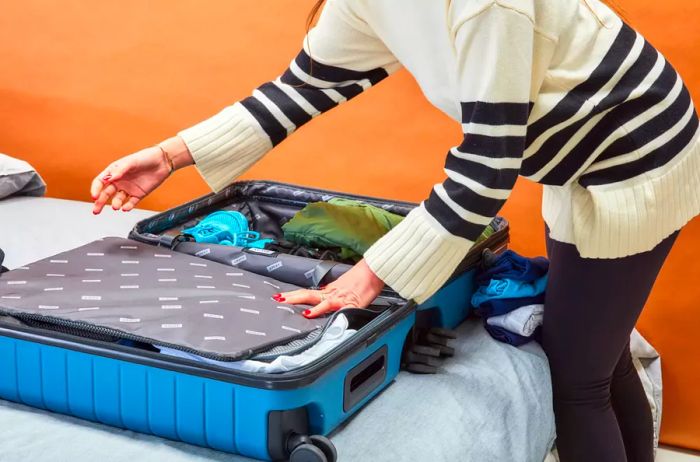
left=3, top=309, right=343, bottom=363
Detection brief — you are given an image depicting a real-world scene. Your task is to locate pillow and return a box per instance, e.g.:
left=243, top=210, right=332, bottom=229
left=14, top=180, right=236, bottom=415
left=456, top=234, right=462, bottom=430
left=0, top=153, right=46, bottom=199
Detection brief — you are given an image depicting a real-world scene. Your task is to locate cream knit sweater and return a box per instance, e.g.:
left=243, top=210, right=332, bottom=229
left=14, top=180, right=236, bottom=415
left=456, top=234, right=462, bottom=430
left=178, top=0, right=700, bottom=303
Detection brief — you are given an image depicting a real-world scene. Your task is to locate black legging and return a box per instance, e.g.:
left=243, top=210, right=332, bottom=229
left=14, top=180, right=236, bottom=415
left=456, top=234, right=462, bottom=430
left=542, top=229, right=679, bottom=462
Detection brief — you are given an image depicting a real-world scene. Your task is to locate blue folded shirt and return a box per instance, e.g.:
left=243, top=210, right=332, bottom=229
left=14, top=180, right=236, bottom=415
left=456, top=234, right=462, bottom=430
left=475, top=250, right=549, bottom=286
left=474, top=293, right=546, bottom=318
left=472, top=275, right=548, bottom=307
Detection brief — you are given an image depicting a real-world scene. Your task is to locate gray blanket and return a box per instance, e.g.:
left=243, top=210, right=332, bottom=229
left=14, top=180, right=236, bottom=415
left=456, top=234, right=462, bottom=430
left=0, top=319, right=556, bottom=462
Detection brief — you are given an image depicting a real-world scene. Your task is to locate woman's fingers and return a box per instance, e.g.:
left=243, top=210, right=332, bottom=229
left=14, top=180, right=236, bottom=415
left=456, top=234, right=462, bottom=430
left=303, top=298, right=342, bottom=319
left=90, top=160, right=130, bottom=201
left=111, top=190, right=128, bottom=210
left=121, top=195, right=141, bottom=212
left=92, top=183, right=117, bottom=215
left=90, top=175, right=105, bottom=200
left=275, top=289, right=321, bottom=305
left=274, top=286, right=358, bottom=319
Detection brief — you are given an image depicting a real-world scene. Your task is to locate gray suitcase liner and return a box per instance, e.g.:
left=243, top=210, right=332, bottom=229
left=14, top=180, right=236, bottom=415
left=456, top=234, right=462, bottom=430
left=0, top=237, right=338, bottom=361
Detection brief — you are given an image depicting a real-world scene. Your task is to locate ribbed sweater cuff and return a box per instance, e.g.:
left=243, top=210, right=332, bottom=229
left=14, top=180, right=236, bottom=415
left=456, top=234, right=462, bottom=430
left=178, top=103, right=273, bottom=192
left=364, top=205, right=474, bottom=304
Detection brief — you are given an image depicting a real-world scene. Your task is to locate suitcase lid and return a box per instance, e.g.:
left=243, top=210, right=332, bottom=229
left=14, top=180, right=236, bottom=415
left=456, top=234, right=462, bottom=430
left=0, top=237, right=339, bottom=361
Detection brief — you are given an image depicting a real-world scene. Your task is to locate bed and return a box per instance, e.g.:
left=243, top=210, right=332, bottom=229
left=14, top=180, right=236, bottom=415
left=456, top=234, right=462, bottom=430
left=0, top=191, right=559, bottom=461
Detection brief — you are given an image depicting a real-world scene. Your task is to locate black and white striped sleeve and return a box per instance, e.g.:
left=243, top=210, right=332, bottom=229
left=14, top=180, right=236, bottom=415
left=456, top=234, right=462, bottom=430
left=364, top=4, right=535, bottom=304
left=178, top=0, right=400, bottom=192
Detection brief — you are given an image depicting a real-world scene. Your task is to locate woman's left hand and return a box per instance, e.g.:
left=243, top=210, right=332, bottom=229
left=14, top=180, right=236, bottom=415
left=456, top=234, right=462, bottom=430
left=273, top=259, right=385, bottom=319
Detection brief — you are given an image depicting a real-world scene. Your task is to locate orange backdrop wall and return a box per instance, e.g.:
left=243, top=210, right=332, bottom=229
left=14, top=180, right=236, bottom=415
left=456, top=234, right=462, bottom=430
left=0, top=0, right=698, bottom=450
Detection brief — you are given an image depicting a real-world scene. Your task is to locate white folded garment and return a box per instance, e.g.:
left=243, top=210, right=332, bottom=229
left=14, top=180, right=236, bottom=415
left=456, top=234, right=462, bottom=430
left=158, top=313, right=355, bottom=373
left=486, top=304, right=544, bottom=337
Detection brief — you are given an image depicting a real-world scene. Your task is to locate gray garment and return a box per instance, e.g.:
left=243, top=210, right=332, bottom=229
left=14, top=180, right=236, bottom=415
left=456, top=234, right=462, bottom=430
left=631, top=328, right=663, bottom=450
left=0, top=237, right=320, bottom=360
left=0, top=154, right=45, bottom=199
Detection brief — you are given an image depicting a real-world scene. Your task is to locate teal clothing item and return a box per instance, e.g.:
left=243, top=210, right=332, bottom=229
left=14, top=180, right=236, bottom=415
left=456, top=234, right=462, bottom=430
left=282, top=198, right=404, bottom=261
left=283, top=198, right=497, bottom=262
left=183, top=211, right=274, bottom=248
left=471, top=275, right=549, bottom=308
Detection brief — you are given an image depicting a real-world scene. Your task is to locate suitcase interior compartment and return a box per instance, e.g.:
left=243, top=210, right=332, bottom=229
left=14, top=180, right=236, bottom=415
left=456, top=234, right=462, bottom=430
left=130, top=180, right=510, bottom=286
left=131, top=181, right=417, bottom=266
left=129, top=180, right=510, bottom=332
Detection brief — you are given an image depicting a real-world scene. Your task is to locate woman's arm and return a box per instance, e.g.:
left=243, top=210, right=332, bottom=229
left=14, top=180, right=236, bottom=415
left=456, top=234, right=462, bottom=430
left=179, top=0, right=401, bottom=192
left=281, top=2, right=542, bottom=316
left=362, top=3, right=539, bottom=305
left=91, top=0, right=400, bottom=212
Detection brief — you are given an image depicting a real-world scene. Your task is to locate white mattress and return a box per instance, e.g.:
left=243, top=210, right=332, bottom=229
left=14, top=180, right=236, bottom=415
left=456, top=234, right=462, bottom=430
left=0, top=196, right=155, bottom=269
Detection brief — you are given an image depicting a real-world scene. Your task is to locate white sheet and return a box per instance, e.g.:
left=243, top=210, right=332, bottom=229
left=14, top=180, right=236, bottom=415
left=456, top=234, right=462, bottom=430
left=158, top=314, right=357, bottom=373
left=0, top=196, right=154, bottom=269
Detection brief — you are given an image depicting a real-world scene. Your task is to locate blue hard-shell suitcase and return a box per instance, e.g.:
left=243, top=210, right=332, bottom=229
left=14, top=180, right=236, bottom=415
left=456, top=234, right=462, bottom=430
left=0, top=181, right=509, bottom=461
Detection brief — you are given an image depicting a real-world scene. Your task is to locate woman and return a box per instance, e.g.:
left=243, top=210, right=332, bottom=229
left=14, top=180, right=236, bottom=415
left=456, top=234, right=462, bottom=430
left=91, top=0, right=700, bottom=460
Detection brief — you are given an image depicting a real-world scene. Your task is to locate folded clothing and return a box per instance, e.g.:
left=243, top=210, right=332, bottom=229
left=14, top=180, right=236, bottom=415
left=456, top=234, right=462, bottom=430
left=264, top=239, right=349, bottom=263
left=483, top=324, right=534, bottom=347
left=476, top=250, right=549, bottom=286
left=282, top=197, right=404, bottom=262
left=471, top=276, right=548, bottom=317
left=158, top=313, right=355, bottom=373
left=474, top=294, right=546, bottom=319
left=472, top=250, right=549, bottom=346
left=0, top=237, right=325, bottom=361
left=486, top=304, right=544, bottom=337
left=282, top=197, right=497, bottom=263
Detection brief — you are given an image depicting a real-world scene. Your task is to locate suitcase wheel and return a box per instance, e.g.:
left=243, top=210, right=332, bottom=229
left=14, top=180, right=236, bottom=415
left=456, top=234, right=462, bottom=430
left=290, top=443, right=328, bottom=462
left=405, top=363, right=439, bottom=374
left=310, top=435, right=337, bottom=462
left=402, top=327, right=459, bottom=374
left=288, top=434, right=338, bottom=462
left=427, top=327, right=458, bottom=339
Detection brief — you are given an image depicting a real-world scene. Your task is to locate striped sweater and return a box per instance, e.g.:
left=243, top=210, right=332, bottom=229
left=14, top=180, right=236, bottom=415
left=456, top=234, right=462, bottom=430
left=179, top=0, right=700, bottom=304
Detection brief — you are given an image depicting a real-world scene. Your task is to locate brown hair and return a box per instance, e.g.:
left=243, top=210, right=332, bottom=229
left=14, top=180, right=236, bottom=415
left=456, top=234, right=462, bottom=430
left=307, top=0, right=326, bottom=31
left=306, top=0, right=625, bottom=29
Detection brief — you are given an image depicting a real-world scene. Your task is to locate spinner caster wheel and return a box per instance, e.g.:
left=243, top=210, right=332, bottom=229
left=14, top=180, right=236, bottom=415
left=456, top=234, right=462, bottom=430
left=290, top=443, right=327, bottom=462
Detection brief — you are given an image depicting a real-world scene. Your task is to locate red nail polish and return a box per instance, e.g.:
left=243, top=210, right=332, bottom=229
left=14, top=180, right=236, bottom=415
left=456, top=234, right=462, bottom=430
left=278, top=297, right=286, bottom=302
left=303, top=310, right=311, bottom=316
left=272, top=293, right=281, bottom=298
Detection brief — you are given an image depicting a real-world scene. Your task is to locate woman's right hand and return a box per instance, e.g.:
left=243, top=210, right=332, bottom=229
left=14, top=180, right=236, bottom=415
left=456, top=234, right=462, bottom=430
left=90, top=136, right=193, bottom=214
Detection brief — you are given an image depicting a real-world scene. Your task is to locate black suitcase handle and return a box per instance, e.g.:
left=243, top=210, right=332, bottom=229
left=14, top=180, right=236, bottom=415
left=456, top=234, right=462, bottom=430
left=343, top=345, right=388, bottom=412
